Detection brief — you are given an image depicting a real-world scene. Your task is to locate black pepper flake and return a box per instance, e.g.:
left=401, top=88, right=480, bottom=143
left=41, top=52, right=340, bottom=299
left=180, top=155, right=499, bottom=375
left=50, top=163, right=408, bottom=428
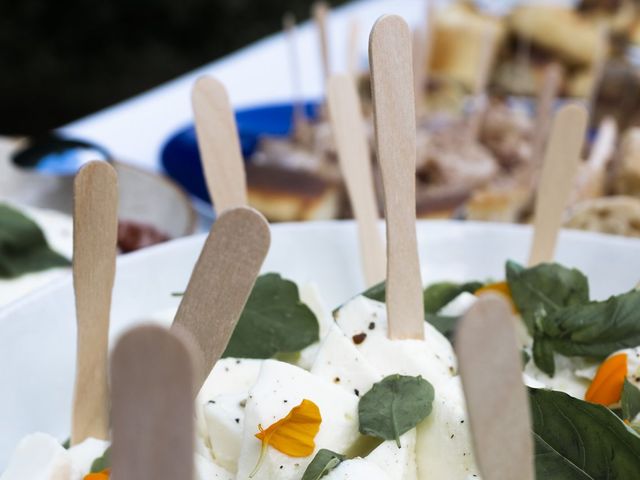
left=368, top=322, right=376, bottom=330
left=279, top=466, right=284, bottom=469
left=334, top=377, right=341, bottom=383
left=354, top=389, right=360, bottom=397
left=208, top=400, right=216, bottom=404
left=235, top=418, right=240, bottom=424
left=352, top=332, right=367, bottom=344
left=284, top=400, right=288, bottom=403
left=450, top=434, right=455, bottom=439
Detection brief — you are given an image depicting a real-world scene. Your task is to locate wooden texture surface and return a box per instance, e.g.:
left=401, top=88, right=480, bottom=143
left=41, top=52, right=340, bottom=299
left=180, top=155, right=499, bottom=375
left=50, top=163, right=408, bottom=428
left=111, top=325, right=195, bottom=480
left=456, top=294, right=534, bottom=480
left=172, top=206, right=270, bottom=388
left=327, top=74, right=385, bottom=286
left=192, top=76, right=248, bottom=212
left=529, top=104, right=588, bottom=266
left=369, top=15, right=424, bottom=340
left=71, top=161, right=118, bottom=444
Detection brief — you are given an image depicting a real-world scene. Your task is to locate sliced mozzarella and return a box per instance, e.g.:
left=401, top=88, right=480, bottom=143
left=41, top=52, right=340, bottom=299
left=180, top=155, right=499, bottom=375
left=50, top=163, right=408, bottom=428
left=415, top=376, right=480, bottom=480
left=67, top=437, right=109, bottom=475
left=300, top=282, right=334, bottom=340
left=366, top=430, right=417, bottom=480
left=194, top=453, right=234, bottom=480
left=0, top=433, right=80, bottom=480
left=437, top=292, right=477, bottom=317
left=236, top=360, right=362, bottom=480
left=324, top=458, right=392, bottom=479
left=203, top=392, right=247, bottom=472
left=523, top=353, right=590, bottom=400
left=311, top=325, right=383, bottom=396
left=335, top=296, right=456, bottom=387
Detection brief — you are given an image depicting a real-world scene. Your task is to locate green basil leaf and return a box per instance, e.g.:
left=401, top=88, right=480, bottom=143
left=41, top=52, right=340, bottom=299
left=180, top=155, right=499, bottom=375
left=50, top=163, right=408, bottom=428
left=533, top=337, right=556, bottom=377
left=542, top=291, right=640, bottom=359
left=358, top=374, right=434, bottom=446
left=0, top=203, right=70, bottom=279
left=223, top=273, right=319, bottom=358
left=301, top=449, right=345, bottom=480
left=424, top=314, right=459, bottom=340
left=362, top=281, right=386, bottom=302
left=622, top=379, right=640, bottom=422
left=90, top=446, right=111, bottom=473
left=506, top=260, right=589, bottom=334
left=530, top=388, right=640, bottom=479
left=61, top=438, right=70, bottom=449
left=423, top=281, right=483, bottom=314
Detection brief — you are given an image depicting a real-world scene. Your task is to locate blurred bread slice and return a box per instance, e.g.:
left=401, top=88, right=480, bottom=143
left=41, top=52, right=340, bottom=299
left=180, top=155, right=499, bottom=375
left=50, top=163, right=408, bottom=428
left=508, top=6, right=602, bottom=66
left=430, top=4, right=506, bottom=90
left=565, top=196, right=640, bottom=237
left=246, top=163, right=341, bottom=222
left=464, top=180, right=531, bottom=223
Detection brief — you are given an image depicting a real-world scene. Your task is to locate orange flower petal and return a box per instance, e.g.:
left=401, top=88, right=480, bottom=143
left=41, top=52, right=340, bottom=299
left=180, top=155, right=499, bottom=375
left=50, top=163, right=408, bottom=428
left=250, top=399, right=322, bottom=477
left=585, top=353, right=628, bottom=406
left=475, top=281, right=517, bottom=313
left=84, top=469, right=110, bottom=480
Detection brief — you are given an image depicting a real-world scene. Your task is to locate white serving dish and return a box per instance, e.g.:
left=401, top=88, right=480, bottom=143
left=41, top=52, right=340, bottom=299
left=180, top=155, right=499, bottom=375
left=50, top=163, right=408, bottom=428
left=1, top=219, right=639, bottom=468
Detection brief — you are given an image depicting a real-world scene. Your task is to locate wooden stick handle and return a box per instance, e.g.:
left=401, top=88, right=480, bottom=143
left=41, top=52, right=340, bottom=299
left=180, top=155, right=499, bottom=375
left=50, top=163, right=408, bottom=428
left=369, top=15, right=424, bottom=340
left=327, top=74, right=385, bottom=286
left=529, top=104, right=588, bottom=266
left=456, top=294, right=534, bottom=480
left=172, top=206, right=270, bottom=389
left=313, top=2, right=331, bottom=83
left=111, top=325, right=195, bottom=480
left=192, top=76, right=248, bottom=213
left=71, top=161, right=118, bottom=445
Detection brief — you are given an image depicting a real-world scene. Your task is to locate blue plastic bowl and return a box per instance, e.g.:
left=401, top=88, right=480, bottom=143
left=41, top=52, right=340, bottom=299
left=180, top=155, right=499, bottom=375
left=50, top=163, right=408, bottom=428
left=161, top=101, right=320, bottom=203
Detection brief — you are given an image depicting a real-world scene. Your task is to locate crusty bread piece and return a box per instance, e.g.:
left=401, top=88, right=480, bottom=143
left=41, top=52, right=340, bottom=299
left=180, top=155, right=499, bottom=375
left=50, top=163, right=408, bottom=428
left=246, top=163, right=341, bottom=222
left=430, top=3, right=506, bottom=90
left=464, top=181, right=531, bottom=223
left=508, top=6, right=602, bottom=66
left=565, top=196, right=640, bottom=237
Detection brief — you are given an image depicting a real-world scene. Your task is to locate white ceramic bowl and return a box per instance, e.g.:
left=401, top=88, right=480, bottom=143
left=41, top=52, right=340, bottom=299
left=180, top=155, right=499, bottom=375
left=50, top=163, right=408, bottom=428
left=2, top=220, right=640, bottom=468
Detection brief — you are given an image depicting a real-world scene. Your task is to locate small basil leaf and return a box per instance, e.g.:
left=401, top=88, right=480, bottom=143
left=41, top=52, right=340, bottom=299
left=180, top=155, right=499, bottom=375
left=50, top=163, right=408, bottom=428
left=301, top=449, right=345, bottom=480
left=362, top=281, right=386, bottom=302
left=90, top=446, right=111, bottom=473
left=622, top=379, right=640, bottom=422
left=506, top=260, right=589, bottom=334
left=423, top=281, right=483, bottom=314
left=425, top=314, right=459, bottom=340
left=358, top=374, right=434, bottom=446
left=223, top=273, right=319, bottom=358
left=543, top=291, right=640, bottom=359
left=533, top=337, right=556, bottom=377
left=530, top=388, right=640, bottom=478
left=0, top=203, right=71, bottom=279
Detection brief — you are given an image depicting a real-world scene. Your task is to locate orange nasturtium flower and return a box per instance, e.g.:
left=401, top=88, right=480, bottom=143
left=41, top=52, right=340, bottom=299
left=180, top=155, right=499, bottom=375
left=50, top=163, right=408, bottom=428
left=250, top=399, right=322, bottom=478
left=585, top=353, right=628, bottom=406
left=475, top=281, right=517, bottom=312
left=84, top=469, right=110, bottom=480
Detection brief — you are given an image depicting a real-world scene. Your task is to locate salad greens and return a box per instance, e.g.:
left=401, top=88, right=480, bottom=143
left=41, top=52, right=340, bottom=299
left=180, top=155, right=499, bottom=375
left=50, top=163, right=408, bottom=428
left=0, top=203, right=70, bottom=279
left=301, top=449, right=345, bottom=480
left=358, top=374, right=434, bottom=447
left=89, top=446, right=110, bottom=473
left=223, top=273, right=319, bottom=359
left=622, top=379, right=640, bottom=424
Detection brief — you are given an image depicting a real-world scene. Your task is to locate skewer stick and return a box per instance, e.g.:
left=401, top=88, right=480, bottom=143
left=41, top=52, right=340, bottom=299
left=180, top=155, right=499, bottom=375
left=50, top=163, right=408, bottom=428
left=313, top=1, right=331, bottom=84
left=369, top=15, right=424, bottom=340
left=528, top=104, right=588, bottom=266
left=327, top=74, right=385, bottom=286
left=456, top=294, right=534, bottom=480
left=347, top=17, right=360, bottom=76
left=71, top=161, right=118, bottom=445
left=192, top=76, right=247, bottom=213
left=283, top=13, right=312, bottom=144
left=111, top=325, right=195, bottom=480
left=172, top=207, right=270, bottom=389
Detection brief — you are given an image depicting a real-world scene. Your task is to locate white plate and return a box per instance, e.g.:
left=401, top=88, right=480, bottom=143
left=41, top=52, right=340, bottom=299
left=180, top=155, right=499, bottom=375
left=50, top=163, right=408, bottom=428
left=1, top=219, right=640, bottom=468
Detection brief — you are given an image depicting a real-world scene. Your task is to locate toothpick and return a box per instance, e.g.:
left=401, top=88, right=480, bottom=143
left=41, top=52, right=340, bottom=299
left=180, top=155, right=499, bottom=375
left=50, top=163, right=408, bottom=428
left=528, top=104, right=588, bottom=266
left=456, top=294, right=534, bottom=480
left=313, top=1, right=331, bottom=84
left=369, top=15, right=424, bottom=340
left=71, top=161, right=118, bottom=445
left=347, top=17, right=360, bottom=76
left=111, top=325, right=195, bottom=480
left=172, top=206, right=270, bottom=389
left=192, top=76, right=248, bottom=213
left=327, top=74, right=385, bottom=286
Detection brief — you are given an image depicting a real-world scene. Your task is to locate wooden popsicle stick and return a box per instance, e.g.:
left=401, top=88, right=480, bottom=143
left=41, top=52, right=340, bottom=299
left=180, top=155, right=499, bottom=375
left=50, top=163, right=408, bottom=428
left=172, top=206, right=270, bottom=389
left=283, top=13, right=312, bottom=145
left=456, top=294, right=534, bottom=480
left=467, top=26, right=497, bottom=142
left=586, top=26, right=608, bottom=115
left=313, top=1, right=331, bottom=84
left=71, top=161, right=118, bottom=445
left=369, top=15, right=424, bottom=340
left=347, top=17, right=360, bottom=76
left=528, top=104, right=588, bottom=266
left=111, top=325, right=195, bottom=480
left=192, top=76, right=247, bottom=213
left=412, top=28, right=428, bottom=115
left=530, top=62, right=564, bottom=178
left=327, top=74, right=385, bottom=286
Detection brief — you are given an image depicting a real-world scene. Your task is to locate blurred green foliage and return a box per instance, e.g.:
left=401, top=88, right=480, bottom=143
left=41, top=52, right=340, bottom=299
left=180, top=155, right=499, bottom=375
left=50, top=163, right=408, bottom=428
left=0, top=0, right=346, bottom=135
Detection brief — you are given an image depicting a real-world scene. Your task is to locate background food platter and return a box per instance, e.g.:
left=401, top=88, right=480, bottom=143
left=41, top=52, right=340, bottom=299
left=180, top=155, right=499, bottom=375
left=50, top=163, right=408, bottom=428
left=2, top=219, right=640, bottom=468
